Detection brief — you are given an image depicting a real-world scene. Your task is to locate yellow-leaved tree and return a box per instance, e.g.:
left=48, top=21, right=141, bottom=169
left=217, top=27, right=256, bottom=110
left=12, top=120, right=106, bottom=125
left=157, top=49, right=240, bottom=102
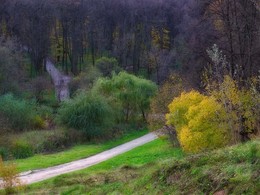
left=166, top=91, right=230, bottom=153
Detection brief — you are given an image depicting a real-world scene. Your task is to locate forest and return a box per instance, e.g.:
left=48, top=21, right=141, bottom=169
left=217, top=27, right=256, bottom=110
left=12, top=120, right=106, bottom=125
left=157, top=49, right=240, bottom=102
left=0, top=0, right=259, bottom=83
left=0, top=0, right=259, bottom=194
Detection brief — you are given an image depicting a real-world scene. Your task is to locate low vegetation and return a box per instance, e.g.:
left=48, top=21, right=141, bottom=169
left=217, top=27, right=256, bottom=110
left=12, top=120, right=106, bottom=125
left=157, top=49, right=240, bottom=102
left=19, top=139, right=259, bottom=194
left=8, top=129, right=148, bottom=173
left=58, top=92, right=114, bottom=138
left=0, top=157, right=23, bottom=194
left=0, top=94, right=39, bottom=132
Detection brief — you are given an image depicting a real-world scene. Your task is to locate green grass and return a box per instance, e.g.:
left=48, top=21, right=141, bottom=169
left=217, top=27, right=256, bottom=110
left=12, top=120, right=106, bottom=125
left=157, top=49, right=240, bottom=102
left=21, top=139, right=259, bottom=195
left=9, top=129, right=149, bottom=173
left=22, top=138, right=183, bottom=194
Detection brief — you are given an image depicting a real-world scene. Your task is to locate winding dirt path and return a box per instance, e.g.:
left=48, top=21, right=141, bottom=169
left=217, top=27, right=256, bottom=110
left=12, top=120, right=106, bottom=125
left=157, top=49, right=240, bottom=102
left=46, top=59, right=71, bottom=101
left=14, top=133, right=157, bottom=185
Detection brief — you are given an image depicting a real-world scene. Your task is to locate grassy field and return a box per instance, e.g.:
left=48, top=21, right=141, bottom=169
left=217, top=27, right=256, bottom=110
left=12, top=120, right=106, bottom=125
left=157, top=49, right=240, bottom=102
left=21, top=138, right=183, bottom=194
left=21, top=139, right=259, bottom=195
left=9, top=129, right=149, bottom=173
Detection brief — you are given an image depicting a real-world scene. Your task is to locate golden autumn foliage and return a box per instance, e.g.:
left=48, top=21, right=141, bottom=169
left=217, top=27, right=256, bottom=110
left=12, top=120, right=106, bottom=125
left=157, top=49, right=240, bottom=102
left=166, top=91, right=230, bottom=153
left=0, top=157, right=23, bottom=194
left=209, top=75, right=260, bottom=143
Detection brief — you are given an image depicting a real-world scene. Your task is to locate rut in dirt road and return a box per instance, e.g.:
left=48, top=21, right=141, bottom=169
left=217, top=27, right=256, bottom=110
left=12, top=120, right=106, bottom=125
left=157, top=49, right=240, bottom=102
left=13, top=133, right=157, bottom=185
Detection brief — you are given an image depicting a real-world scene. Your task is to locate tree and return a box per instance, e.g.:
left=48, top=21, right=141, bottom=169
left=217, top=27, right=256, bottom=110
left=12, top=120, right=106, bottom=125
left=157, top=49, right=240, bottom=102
left=95, top=57, right=121, bottom=77
left=148, top=73, right=186, bottom=130
left=207, top=0, right=260, bottom=81
left=93, top=72, right=157, bottom=122
left=166, top=91, right=230, bottom=153
left=0, top=38, right=26, bottom=95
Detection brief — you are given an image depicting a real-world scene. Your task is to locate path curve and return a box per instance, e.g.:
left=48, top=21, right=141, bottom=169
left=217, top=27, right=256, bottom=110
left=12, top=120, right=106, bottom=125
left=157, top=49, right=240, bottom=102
left=46, top=59, right=71, bottom=101
left=14, top=133, right=157, bottom=185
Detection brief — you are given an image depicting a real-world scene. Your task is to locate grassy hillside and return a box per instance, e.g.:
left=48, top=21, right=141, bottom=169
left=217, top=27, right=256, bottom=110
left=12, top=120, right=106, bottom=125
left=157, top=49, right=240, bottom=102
left=22, top=139, right=259, bottom=194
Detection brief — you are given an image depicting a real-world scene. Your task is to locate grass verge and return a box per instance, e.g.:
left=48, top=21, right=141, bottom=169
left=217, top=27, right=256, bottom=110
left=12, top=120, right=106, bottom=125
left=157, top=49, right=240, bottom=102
left=9, top=129, right=149, bottom=173
left=22, top=139, right=259, bottom=195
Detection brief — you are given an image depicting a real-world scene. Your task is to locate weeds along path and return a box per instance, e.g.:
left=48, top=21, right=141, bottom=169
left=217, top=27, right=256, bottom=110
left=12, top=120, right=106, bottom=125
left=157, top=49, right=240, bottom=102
left=46, top=59, right=71, bottom=101
left=15, top=133, right=157, bottom=185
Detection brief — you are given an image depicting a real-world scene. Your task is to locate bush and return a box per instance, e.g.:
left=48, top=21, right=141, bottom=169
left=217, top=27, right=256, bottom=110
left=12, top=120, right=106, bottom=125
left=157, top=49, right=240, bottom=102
left=0, top=147, right=9, bottom=160
left=93, top=72, right=157, bottom=122
left=58, top=92, right=115, bottom=138
left=0, top=157, right=23, bottom=194
left=95, top=57, right=121, bottom=77
left=166, top=91, right=230, bottom=153
left=5, top=129, right=80, bottom=155
left=69, top=66, right=102, bottom=96
left=30, top=75, right=53, bottom=103
left=11, top=140, right=34, bottom=159
left=0, top=94, right=37, bottom=131
left=40, top=131, right=69, bottom=153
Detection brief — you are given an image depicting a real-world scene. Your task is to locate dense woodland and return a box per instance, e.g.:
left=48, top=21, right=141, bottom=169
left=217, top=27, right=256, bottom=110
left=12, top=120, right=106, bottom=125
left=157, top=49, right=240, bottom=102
left=0, top=0, right=259, bottom=85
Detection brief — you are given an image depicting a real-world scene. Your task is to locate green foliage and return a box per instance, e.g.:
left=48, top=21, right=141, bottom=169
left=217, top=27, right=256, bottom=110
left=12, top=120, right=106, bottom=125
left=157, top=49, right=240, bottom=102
left=58, top=92, right=114, bottom=138
left=15, top=129, right=71, bottom=154
left=0, top=146, right=9, bottom=160
left=11, top=140, right=34, bottom=159
left=0, top=94, right=38, bottom=131
left=36, top=105, right=54, bottom=121
left=30, top=75, right=53, bottom=103
left=166, top=91, right=229, bottom=153
left=93, top=72, right=157, bottom=122
left=40, top=132, right=69, bottom=153
left=95, top=57, right=121, bottom=77
left=69, top=66, right=102, bottom=96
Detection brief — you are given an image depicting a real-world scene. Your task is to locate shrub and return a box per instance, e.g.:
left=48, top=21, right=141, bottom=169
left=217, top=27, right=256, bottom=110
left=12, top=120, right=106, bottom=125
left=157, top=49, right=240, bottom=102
left=40, top=131, right=69, bottom=152
left=0, top=157, right=23, bottom=194
left=37, top=105, right=53, bottom=118
left=7, top=129, right=78, bottom=155
left=30, top=75, right=53, bottom=103
left=58, top=92, right=115, bottom=138
left=69, top=66, right=102, bottom=96
left=166, top=91, right=230, bottom=153
left=95, top=57, right=121, bottom=77
left=93, top=72, right=157, bottom=122
left=0, top=147, right=9, bottom=160
left=11, top=140, right=34, bottom=159
left=0, top=94, right=37, bottom=131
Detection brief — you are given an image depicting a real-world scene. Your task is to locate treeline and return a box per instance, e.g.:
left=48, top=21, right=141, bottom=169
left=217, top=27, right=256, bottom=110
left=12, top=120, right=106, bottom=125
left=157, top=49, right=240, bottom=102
left=0, top=0, right=259, bottom=85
